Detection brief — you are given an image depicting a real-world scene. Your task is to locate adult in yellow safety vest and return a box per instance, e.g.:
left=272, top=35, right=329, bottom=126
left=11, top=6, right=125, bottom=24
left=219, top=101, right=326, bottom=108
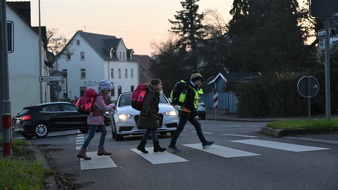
left=168, top=71, right=214, bottom=153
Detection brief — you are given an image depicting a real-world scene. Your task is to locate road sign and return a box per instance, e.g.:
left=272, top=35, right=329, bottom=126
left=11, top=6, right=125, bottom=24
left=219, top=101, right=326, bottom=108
left=310, top=0, right=338, bottom=18
left=0, top=21, right=14, bottom=53
left=297, top=76, right=320, bottom=98
left=39, top=76, right=63, bottom=82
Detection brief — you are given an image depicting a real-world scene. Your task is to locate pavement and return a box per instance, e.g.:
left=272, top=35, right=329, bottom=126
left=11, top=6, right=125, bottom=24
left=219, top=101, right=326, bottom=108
left=8, top=108, right=338, bottom=189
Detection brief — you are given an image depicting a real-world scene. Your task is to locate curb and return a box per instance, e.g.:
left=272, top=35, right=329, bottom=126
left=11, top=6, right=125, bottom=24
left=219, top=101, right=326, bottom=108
left=260, top=126, right=286, bottom=137
left=31, top=146, right=57, bottom=190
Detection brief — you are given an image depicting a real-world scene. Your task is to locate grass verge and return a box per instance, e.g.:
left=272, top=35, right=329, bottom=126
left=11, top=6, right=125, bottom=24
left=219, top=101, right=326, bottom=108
left=0, top=136, right=46, bottom=189
left=266, top=118, right=338, bottom=131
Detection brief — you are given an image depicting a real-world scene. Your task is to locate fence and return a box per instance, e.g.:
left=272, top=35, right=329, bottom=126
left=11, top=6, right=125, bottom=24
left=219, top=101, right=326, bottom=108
left=201, top=92, right=238, bottom=114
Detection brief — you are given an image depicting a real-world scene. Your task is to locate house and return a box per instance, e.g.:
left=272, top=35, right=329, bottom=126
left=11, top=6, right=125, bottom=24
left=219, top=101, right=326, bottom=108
left=133, top=54, right=153, bottom=84
left=201, top=70, right=262, bottom=113
left=207, top=71, right=262, bottom=92
left=57, top=31, right=139, bottom=101
left=5, top=2, right=49, bottom=116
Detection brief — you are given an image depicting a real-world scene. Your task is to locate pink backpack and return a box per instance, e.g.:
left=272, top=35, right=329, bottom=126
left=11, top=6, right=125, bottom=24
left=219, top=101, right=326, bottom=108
left=76, top=88, right=99, bottom=114
left=131, top=84, right=147, bottom=111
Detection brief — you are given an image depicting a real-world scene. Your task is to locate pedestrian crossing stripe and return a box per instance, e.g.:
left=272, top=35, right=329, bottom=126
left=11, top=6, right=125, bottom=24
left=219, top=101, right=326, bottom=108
left=131, top=148, right=188, bottom=164
left=232, top=139, right=329, bottom=152
left=76, top=134, right=84, bottom=150
left=183, top=143, right=260, bottom=158
left=222, top=134, right=257, bottom=138
left=80, top=152, right=117, bottom=170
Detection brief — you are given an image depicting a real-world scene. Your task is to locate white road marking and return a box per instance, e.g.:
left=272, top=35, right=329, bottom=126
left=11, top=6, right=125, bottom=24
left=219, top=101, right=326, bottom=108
left=80, top=152, right=117, bottom=170
left=191, top=131, right=213, bottom=135
left=232, top=139, right=329, bottom=152
left=131, top=148, right=188, bottom=164
left=222, top=134, right=257, bottom=138
left=183, top=143, right=259, bottom=158
left=76, top=134, right=84, bottom=150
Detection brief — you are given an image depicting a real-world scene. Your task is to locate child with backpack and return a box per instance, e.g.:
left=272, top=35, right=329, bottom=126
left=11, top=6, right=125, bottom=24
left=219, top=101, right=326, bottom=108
left=136, top=79, right=166, bottom=154
left=168, top=71, right=214, bottom=153
left=77, top=80, right=114, bottom=160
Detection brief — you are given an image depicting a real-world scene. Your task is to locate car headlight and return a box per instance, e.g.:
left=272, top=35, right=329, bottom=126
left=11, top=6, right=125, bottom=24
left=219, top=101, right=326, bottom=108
left=118, top=114, right=132, bottom=120
left=165, top=110, right=177, bottom=116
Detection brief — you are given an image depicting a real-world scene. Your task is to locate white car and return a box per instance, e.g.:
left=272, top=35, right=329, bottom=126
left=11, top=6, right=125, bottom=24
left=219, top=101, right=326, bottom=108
left=197, top=97, right=206, bottom=120
left=111, top=92, right=178, bottom=141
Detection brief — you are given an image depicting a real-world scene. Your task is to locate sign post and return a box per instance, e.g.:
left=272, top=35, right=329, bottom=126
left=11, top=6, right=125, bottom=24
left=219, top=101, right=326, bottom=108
left=297, top=76, right=320, bottom=120
left=213, top=91, right=218, bottom=120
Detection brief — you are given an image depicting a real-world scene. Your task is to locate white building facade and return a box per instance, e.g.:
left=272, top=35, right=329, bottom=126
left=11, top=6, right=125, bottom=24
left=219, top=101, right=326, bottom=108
left=6, top=3, right=49, bottom=116
left=57, top=31, right=139, bottom=101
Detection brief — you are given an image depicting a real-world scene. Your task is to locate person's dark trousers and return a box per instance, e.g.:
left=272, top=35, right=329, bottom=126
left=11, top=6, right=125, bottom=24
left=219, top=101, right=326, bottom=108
left=170, top=111, right=207, bottom=147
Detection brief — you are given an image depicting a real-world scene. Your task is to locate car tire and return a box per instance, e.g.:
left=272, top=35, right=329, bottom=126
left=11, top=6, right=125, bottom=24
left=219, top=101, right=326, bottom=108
left=22, top=133, right=34, bottom=139
left=33, top=122, right=49, bottom=138
left=79, top=127, right=89, bottom=133
left=200, top=113, right=206, bottom=120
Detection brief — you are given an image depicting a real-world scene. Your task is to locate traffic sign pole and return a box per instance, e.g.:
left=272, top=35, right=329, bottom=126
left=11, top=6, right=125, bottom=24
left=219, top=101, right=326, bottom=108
left=1, top=0, right=12, bottom=157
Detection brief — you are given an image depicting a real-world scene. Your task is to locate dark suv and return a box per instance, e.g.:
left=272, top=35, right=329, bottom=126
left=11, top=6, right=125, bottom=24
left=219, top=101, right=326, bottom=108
left=13, top=102, right=89, bottom=138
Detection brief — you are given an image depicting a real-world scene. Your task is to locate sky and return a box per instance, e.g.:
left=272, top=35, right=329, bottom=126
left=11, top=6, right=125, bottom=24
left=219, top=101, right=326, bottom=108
left=19, top=0, right=233, bottom=55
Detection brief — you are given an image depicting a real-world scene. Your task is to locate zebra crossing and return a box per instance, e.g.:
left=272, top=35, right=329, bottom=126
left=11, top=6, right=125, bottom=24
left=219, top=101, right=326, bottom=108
left=76, top=134, right=330, bottom=170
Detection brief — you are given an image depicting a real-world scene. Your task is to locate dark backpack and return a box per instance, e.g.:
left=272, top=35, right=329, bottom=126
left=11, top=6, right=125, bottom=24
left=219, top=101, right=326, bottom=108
left=131, top=84, right=147, bottom=111
left=76, top=88, right=99, bottom=114
left=170, top=80, right=188, bottom=106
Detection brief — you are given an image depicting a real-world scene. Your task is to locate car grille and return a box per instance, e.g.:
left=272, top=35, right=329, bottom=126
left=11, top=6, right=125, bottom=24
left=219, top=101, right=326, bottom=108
left=166, top=123, right=178, bottom=128
left=133, top=114, right=164, bottom=126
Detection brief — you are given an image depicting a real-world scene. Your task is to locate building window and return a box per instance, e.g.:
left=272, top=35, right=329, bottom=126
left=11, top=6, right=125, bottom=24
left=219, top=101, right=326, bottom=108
left=118, top=69, right=121, bottom=79
left=66, top=53, right=71, bottom=61
left=118, top=86, right=122, bottom=96
left=80, top=86, right=86, bottom=96
left=111, top=87, right=115, bottom=97
left=80, top=68, right=86, bottom=79
left=130, top=85, right=134, bottom=92
left=125, top=69, right=128, bottom=79
left=80, top=52, right=85, bottom=60
left=111, top=68, right=114, bottom=79
left=123, top=52, right=125, bottom=60
left=76, top=40, right=80, bottom=45
left=62, top=69, right=67, bottom=78
left=119, top=52, right=122, bottom=60
left=131, top=69, right=133, bottom=79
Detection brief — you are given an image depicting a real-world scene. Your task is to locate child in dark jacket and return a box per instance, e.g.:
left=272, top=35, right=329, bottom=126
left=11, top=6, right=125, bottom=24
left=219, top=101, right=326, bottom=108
left=136, top=79, right=166, bottom=153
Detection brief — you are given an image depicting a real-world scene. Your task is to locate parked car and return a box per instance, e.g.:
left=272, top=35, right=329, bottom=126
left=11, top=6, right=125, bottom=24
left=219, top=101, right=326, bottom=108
left=197, top=97, right=206, bottom=120
left=111, top=92, right=178, bottom=141
left=13, top=102, right=89, bottom=138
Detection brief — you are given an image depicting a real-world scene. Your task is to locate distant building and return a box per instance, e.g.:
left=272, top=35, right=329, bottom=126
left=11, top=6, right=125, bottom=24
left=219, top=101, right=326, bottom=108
left=57, top=31, right=140, bottom=101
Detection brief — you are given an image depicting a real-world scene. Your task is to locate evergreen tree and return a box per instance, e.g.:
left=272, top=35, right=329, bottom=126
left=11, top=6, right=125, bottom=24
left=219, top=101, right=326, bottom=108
left=169, top=0, right=205, bottom=70
left=227, top=0, right=305, bottom=74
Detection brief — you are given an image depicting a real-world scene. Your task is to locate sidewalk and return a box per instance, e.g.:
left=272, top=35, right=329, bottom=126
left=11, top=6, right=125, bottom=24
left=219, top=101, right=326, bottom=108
left=205, top=108, right=338, bottom=145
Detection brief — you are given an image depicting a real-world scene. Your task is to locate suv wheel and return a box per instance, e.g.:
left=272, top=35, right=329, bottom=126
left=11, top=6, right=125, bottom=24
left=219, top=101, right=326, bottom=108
left=33, top=122, right=49, bottom=138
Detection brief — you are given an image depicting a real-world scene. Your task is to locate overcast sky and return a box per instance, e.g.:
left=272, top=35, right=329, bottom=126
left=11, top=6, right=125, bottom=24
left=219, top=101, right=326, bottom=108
left=20, top=0, right=233, bottom=55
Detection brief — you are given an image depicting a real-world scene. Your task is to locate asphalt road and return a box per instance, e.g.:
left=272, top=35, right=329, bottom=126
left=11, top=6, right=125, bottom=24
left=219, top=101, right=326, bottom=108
left=20, top=120, right=338, bottom=190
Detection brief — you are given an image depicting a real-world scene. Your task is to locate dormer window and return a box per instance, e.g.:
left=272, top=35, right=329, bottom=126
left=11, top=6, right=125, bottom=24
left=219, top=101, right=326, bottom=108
left=109, top=48, right=114, bottom=59
left=76, top=40, right=80, bottom=45
left=119, top=52, right=122, bottom=60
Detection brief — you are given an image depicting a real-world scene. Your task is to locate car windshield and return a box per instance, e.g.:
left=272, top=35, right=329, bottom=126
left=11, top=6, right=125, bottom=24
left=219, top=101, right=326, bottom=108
left=118, top=93, right=168, bottom=107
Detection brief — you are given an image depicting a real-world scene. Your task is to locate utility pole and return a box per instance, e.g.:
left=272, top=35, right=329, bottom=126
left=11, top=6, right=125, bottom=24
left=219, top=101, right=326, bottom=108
left=1, top=0, right=13, bottom=157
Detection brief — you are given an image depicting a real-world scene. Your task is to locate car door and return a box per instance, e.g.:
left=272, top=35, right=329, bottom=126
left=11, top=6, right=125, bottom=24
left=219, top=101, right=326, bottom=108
left=48, top=104, right=87, bottom=130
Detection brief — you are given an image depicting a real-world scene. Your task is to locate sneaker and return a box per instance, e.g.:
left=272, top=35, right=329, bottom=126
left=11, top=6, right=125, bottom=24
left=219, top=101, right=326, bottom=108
left=202, top=141, right=214, bottom=149
left=167, top=145, right=181, bottom=153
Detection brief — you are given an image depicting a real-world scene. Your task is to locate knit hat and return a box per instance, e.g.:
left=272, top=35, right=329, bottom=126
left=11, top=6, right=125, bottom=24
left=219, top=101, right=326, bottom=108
left=190, top=71, right=203, bottom=82
left=99, top=80, right=113, bottom=91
